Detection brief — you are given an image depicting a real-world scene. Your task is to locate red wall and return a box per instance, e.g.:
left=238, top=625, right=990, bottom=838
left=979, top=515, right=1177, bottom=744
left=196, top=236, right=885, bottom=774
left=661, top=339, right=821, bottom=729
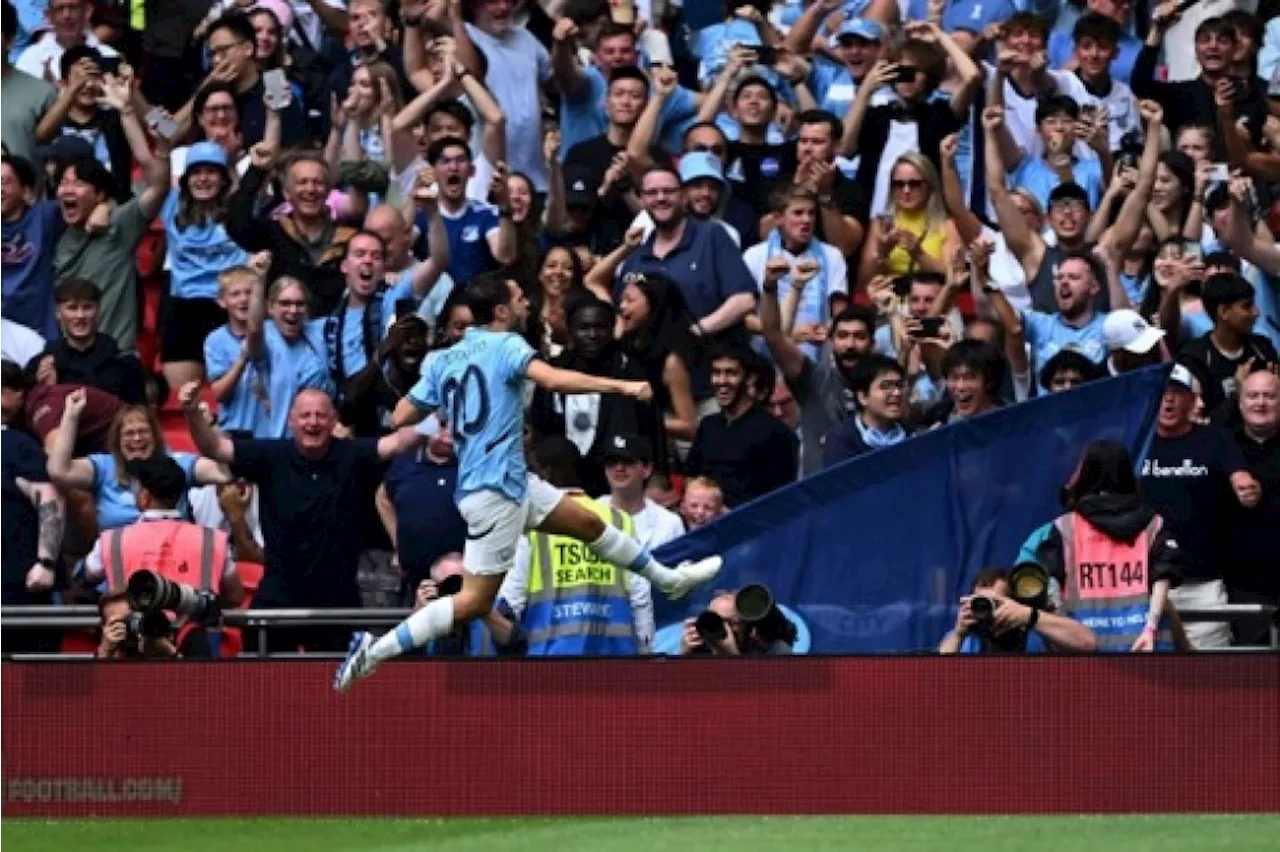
left=3, top=656, right=1278, bottom=817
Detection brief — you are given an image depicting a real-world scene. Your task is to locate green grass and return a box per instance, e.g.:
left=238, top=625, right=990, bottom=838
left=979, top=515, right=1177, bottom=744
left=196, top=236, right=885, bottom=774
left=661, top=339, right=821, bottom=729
left=4, top=815, right=1279, bottom=852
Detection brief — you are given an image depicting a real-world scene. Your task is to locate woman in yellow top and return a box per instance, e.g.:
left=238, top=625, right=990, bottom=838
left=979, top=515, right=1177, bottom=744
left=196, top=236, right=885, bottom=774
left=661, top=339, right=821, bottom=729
left=857, top=153, right=949, bottom=288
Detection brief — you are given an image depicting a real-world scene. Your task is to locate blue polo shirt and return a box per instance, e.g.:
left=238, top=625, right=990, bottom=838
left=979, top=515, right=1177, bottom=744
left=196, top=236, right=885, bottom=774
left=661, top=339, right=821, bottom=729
left=384, top=451, right=467, bottom=589
left=616, top=217, right=757, bottom=322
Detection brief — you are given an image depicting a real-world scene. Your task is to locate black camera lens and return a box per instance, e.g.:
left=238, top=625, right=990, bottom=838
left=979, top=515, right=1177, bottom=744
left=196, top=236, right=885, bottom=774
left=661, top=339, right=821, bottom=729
left=970, top=595, right=996, bottom=627
left=436, top=575, right=463, bottom=597
left=694, top=610, right=727, bottom=643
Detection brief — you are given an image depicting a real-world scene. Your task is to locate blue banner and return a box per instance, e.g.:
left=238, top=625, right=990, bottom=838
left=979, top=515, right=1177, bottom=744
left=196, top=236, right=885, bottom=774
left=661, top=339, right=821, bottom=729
left=651, top=366, right=1171, bottom=653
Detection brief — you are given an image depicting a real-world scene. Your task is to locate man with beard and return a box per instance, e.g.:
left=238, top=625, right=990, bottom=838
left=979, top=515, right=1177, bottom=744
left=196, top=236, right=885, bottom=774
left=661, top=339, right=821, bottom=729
left=227, top=149, right=360, bottom=316
left=565, top=66, right=673, bottom=255
left=337, top=272, right=722, bottom=689
left=759, top=264, right=874, bottom=476
left=529, top=297, right=648, bottom=496
left=36, top=277, right=147, bottom=404
left=983, top=249, right=1126, bottom=394
left=821, top=354, right=909, bottom=467
left=1133, top=10, right=1269, bottom=158
left=687, top=342, right=798, bottom=507
left=618, top=167, right=756, bottom=339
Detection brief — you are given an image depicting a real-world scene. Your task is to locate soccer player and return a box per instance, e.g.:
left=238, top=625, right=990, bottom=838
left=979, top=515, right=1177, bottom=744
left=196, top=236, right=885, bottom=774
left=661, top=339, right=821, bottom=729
left=334, top=272, right=723, bottom=690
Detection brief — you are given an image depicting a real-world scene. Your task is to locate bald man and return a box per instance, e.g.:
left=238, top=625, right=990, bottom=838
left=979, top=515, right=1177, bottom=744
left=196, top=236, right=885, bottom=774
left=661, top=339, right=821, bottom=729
left=1225, top=369, right=1280, bottom=645
left=363, top=204, right=456, bottom=330
left=180, top=383, right=423, bottom=650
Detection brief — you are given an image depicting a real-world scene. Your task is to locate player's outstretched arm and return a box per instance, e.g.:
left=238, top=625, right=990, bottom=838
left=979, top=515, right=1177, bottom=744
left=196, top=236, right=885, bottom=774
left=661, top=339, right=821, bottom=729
left=391, top=396, right=432, bottom=428
left=526, top=360, right=653, bottom=402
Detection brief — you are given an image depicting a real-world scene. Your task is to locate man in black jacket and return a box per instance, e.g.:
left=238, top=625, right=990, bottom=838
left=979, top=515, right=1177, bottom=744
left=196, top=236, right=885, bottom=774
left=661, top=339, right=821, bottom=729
left=529, top=296, right=649, bottom=495
left=34, top=277, right=146, bottom=405
left=1131, top=10, right=1269, bottom=160
left=688, top=342, right=798, bottom=507
left=225, top=149, right=358, bottom=316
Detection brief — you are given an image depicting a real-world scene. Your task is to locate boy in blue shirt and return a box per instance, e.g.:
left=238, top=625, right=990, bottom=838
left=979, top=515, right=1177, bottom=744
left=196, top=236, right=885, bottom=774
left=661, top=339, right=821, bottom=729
left=335, top=271, right=723, bottom=691
left=204, top=266, right=268, bottom=435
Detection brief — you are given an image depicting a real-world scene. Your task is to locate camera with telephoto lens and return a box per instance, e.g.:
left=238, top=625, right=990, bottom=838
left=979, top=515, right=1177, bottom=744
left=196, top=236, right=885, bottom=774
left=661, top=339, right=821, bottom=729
left=435, top=574, right=463, bottom=597
left=694, top=609, right=729, bottom=647
left=735, top=584, right=797, bottom=650
left=971, top=563, right=1051, bottom=653
left=126, top=609, right=174, bottom=639
left=127, top=570, right=221, bottom=626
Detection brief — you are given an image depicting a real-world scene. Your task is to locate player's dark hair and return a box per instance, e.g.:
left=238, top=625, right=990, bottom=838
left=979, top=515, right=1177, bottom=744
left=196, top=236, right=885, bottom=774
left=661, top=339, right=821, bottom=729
left=1073, top=13, right=1121, bottom=47
left=207, top=12, right=256, bottom=46
left=465, top=271, right=515, bottom=325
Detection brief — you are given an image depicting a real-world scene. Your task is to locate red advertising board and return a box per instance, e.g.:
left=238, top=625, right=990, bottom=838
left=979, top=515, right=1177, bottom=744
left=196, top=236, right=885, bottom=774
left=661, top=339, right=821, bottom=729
left=3, top=656, right=1278, bottom=817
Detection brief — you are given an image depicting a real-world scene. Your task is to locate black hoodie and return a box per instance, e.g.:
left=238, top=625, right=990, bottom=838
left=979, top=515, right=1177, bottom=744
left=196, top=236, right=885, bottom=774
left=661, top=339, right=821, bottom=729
left=38, top=336, right=148, bottom=406
left=1036, top=493, right=1186, bottom=592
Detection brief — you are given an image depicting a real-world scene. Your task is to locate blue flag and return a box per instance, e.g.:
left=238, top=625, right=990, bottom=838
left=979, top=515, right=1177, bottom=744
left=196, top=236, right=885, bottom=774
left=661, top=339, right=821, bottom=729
left=652, top=366, right=1171, bottom=653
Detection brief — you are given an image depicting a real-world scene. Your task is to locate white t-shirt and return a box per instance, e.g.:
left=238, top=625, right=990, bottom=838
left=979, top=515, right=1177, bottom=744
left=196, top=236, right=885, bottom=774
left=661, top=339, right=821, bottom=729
left=15, top=31, right=118, bottom=81
left=601, top=496, right=686, bottom=551
left=187, top=484, right=265, bottom=559
left=465, top=23, right=551, bottom=192
left=1, top=318, right=46, bottom=367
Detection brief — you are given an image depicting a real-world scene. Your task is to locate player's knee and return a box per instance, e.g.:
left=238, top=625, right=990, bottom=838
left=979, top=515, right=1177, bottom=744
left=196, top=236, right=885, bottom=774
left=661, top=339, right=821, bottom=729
left=452, top=587, right=494, bottom=622
left=580, top=512, right=606, bottom=541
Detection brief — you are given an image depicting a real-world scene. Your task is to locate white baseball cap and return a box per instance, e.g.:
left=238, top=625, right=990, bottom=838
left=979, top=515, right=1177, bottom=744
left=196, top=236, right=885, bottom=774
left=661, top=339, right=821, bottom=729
left=1103, top=309, right=1165, bottom=354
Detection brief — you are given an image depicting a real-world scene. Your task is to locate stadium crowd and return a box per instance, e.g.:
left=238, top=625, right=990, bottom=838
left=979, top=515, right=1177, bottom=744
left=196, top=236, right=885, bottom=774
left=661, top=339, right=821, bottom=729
left=1, top=0, right=1278, bottom=657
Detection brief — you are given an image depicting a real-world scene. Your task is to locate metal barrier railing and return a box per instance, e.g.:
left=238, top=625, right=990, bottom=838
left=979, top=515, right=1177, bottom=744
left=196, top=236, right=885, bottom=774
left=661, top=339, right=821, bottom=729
left=3, top=604, right=1277, bottom=656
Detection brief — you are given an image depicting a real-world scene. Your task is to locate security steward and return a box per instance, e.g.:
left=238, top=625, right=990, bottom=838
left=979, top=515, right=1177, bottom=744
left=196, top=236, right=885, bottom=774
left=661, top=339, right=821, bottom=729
left=496, top=437, right=653, bottom=655
left=82, top=457, right=244, bottom=653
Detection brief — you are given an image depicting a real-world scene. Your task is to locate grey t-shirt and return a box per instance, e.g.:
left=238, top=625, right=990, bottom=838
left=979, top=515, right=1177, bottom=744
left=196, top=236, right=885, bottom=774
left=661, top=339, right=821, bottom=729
left=787, top=346, right=858, bottom=477
left=1, top=69, right=56, bottom=163
left=54, top=200, right=149, bottom=353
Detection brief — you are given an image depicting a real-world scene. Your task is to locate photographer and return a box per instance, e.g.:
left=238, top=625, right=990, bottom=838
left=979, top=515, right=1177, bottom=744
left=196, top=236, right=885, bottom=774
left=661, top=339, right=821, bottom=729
left=95, top=589, right=178, bottom=659
left=82, top=456, right=244, bottom=656
left=412, top=553, right=516, bottom=658
left=939, top=567, right=1099, bottom=654
left=680, top=587, right=795, bottom=656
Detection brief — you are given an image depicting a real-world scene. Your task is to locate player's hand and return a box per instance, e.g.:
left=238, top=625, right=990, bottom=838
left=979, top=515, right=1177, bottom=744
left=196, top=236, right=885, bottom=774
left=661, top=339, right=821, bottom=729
left=1131, top=628, right=1155, bottom=652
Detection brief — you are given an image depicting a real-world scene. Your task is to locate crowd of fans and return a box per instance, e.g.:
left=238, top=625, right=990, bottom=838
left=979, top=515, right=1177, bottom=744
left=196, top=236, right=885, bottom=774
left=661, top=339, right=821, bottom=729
left=1, top=0, right=1277, bottom=656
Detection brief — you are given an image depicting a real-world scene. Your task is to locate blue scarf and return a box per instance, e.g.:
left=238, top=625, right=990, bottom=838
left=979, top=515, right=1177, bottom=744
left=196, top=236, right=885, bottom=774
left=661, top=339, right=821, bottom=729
left=764, top=228, right=829, bottom=327
left=853, top=415, right=906, bottom=450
